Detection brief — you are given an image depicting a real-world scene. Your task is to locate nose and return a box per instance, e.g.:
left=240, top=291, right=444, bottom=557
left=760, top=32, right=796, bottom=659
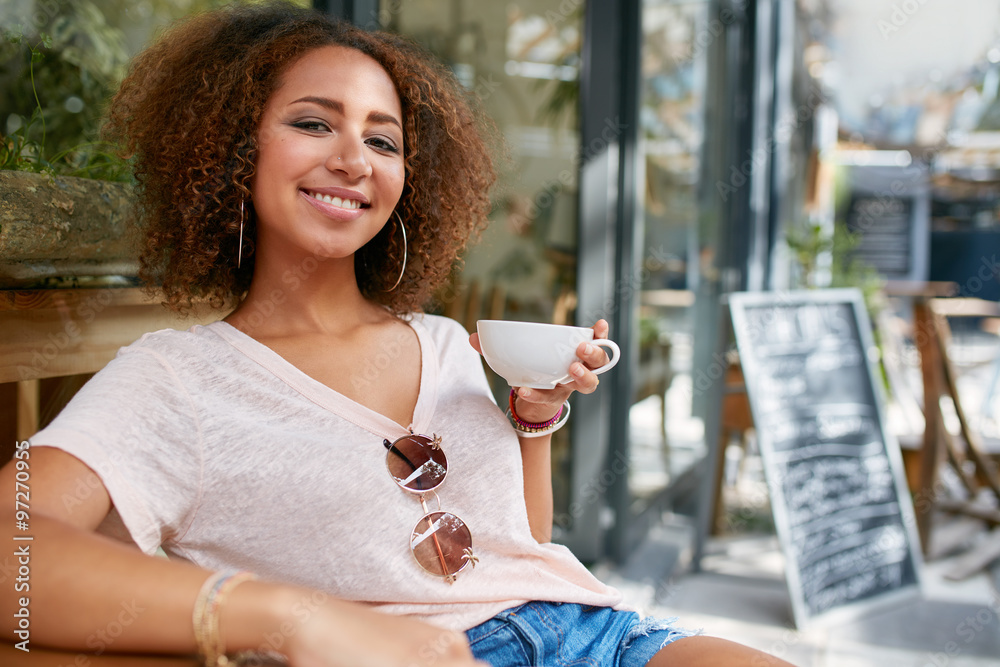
left=326, top=135, right=372, bottom=180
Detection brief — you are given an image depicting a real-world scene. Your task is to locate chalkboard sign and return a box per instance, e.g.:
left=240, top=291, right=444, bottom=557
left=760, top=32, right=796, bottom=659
left=728, top=289, right=923, bottom=629
left=838, top=161, right=930, bottom=282
left=845, top=194, right=914, bottom=276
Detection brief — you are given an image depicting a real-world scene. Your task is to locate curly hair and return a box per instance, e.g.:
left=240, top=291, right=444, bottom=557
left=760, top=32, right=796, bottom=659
left=104, top=1, right=497, bottom=314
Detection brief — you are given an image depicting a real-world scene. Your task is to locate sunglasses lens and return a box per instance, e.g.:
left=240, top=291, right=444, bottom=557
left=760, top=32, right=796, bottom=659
left=386, top=435, right=447, bottom=492
left=410, top=510, right=474, bottom=577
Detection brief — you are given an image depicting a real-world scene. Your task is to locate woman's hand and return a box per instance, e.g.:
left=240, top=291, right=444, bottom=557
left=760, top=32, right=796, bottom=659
left=469, top=321, right=611, bottom=542
left=250, top=586, right=486, bottom=667
left=469, top=319, right=611, bottom=424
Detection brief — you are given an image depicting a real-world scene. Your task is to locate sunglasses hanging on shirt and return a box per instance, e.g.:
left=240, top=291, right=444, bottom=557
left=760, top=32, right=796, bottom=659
left=384, top=433, right=477, bottom=583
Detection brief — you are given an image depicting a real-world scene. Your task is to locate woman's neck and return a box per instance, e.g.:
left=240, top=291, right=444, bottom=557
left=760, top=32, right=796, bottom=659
left=225, top=253, right=391, bottom=340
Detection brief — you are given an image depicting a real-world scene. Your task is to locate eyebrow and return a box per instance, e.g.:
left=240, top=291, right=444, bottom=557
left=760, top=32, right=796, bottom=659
left=290, top=96, right=402, bottom=129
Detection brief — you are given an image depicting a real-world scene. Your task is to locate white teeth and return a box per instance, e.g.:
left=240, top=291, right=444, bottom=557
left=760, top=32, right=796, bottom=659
left=309, top=191, right=361, bottom=210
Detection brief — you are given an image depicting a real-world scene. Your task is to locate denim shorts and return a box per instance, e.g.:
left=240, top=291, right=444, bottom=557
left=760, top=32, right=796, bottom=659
left=465, top=601, right=697, bottom=667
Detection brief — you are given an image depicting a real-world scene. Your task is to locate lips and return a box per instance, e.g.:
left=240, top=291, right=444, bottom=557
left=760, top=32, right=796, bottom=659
left=299, top=186, right=373, bottom=222
left=304, top=190, right=366, bottom=210
left=302, top=188, right=371, bottom=211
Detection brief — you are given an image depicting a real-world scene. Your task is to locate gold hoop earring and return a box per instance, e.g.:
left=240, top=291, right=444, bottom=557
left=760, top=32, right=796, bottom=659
left=386, top=210, right=407, bottom=292
left=237, top=201, right=245, bottom=269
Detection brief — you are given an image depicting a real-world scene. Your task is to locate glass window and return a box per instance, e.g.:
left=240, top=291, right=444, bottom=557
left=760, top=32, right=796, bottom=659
left=382, top=0, right=585, bottom=519
left=629, top=0, right=713, bottom=511
left=382, top=0, right=581, bottom=323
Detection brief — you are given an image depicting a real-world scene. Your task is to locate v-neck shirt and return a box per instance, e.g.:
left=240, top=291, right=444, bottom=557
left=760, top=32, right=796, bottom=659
left=31, top=313, right=625, bottom=631
left=212, top=317, right=436, bottom=437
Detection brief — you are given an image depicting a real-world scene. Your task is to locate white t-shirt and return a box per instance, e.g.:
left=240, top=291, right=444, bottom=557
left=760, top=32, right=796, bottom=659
left=31, top=314, right=624, bottom=630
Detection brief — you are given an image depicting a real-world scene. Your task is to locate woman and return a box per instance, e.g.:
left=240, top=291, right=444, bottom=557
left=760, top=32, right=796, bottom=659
left=1, top=3, right=792, bottom=666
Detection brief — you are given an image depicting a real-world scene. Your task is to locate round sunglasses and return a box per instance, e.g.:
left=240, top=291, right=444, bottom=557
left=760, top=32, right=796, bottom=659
left=383, top=433, right=478, bottom=583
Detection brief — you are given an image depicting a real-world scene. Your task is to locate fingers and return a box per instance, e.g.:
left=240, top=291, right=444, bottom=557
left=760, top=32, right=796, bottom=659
left=592, top=318, right=610, bottom=340
left=468, top=332, right=482, bottom=355
left=566, top=358, right=600, bottom=394
left=567, top=319, right=612, bottom=394
left=551, top=320, right=610, bottom=396
left=575, top=340, right=610, bottom=371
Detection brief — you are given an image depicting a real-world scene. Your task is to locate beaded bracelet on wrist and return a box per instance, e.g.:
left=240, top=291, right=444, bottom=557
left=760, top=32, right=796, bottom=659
left=507, top=388, right=572, bottom=437
left=193, top=570, right=257, bottom=667
left=508, top=388, right=564, bottom=429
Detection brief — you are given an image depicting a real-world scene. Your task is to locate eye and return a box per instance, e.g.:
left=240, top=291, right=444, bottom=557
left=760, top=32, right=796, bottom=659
left=366, top=136, right=401, bottom=154
left=290, top=120, right=330, bottom=133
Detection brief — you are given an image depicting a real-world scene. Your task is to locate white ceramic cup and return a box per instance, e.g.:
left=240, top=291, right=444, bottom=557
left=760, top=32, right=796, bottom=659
left=476, top=320, right=620, bottom=389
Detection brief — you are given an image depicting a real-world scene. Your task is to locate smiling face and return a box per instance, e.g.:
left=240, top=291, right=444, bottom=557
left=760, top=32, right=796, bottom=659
left=250, top=45, right=405, bottom=269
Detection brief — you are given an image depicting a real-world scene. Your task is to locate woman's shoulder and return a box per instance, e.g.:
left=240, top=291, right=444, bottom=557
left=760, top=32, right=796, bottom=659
left=113, top=320, right=233, bottom=370
left=408, top=313, right=472, bottom=350
left=409, top=313, right=482, bottom=365
left=37, top=323, right=235, bottom=427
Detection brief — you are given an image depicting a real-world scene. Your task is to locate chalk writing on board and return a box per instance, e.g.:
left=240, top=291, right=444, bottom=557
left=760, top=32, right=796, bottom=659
left=729, top=290, right=922, bottom=627
left=846, top=195, right=914, bottom=276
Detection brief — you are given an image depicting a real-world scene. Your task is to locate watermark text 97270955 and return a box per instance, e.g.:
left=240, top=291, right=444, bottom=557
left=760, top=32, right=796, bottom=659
left=12, top=440, right=32, bottom=652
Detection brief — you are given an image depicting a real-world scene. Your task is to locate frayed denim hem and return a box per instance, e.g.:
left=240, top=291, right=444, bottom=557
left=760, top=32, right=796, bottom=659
left=467, top=603, right=702, bottom=667
left=621, top=615, right=702, bottom=652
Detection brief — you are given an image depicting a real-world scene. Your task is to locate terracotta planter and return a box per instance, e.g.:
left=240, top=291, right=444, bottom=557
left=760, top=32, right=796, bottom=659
left=0, top=170, right=139, bottom=288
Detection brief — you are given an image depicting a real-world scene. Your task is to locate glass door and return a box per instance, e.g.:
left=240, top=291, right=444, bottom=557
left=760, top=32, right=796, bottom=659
left=624, top=0, right=715, bottom=530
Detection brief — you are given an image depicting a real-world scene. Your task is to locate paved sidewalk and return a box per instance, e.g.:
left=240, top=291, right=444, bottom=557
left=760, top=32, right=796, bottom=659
left=594, top=530, right=1000, bottom=667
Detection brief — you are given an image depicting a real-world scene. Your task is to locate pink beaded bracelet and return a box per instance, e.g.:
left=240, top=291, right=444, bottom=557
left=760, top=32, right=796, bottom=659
left=508, top=388, right=566, bottom=430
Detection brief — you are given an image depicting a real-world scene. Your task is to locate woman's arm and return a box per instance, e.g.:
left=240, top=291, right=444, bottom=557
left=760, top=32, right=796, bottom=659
left=0, top=446, right=231, bottom=654
left=0, top=447, right=482, bottom=666
left=471, top=320, right=611, bottom=545
left=517, top=431, right=554, bottom=543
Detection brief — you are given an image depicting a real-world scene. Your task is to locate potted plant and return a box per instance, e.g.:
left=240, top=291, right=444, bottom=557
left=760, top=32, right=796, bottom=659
left=0, top=4, right=136, bottom=288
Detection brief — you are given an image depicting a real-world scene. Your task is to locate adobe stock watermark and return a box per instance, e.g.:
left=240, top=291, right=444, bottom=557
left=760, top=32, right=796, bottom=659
left=350, top=1, right=501, bottom=103
left=718, top=478, right=771, bottom=534
left=235, top=252, right=328, bottom=335
left=716, top=89, right=830, bottom=203
left=353, top=0, right=405, bottom=31
left=911, top=473, right=950, bottom=526
left=583, top=244, right=674, bottom=324
left=877, top=0, right=930, bottom=40
left=519, top=115, right=628, bottom=231
left=349, top=326, right=413, bottom=391
left=232, top=590, right=338, bottom=667
left=554, top=450, right=629, bottom=529
left=52, top=600, right=146, bottom=666
left=542, top=0, right=584, bottom=28
left=4, top=0, right=63, bottom=35
left=954, top=254, right=1000, bottom=299
left=673, top=2, right=744, bottom=66
left=85, top=600, right=146, bottom=655
left=60, top=454, right=118, bottom=515
left=15, top=288, right=120, bottom=381
left=652, top=576, right=684, bottom=607
left=685, top=290, right=803, bottom=399
left=924, top=591, right=1000, bottom=666
left=844, top=175, right=925, bottom=237
left=749, top=627, right=802, bottom=667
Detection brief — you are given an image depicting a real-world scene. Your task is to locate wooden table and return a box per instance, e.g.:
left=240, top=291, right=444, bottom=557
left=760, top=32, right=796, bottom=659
left=0, top=642, right=197, bottom=666
left=0, top=642, right=287, bottom=666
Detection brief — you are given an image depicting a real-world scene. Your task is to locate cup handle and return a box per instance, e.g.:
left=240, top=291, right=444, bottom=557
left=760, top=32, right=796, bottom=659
left=589, top=339, right=620, bottom=375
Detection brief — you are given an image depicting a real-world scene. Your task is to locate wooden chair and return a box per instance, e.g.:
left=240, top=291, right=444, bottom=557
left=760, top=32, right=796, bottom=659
left=709, top=358, right=755, bottom=535
left=912, top=296, right=1000, bottom=558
